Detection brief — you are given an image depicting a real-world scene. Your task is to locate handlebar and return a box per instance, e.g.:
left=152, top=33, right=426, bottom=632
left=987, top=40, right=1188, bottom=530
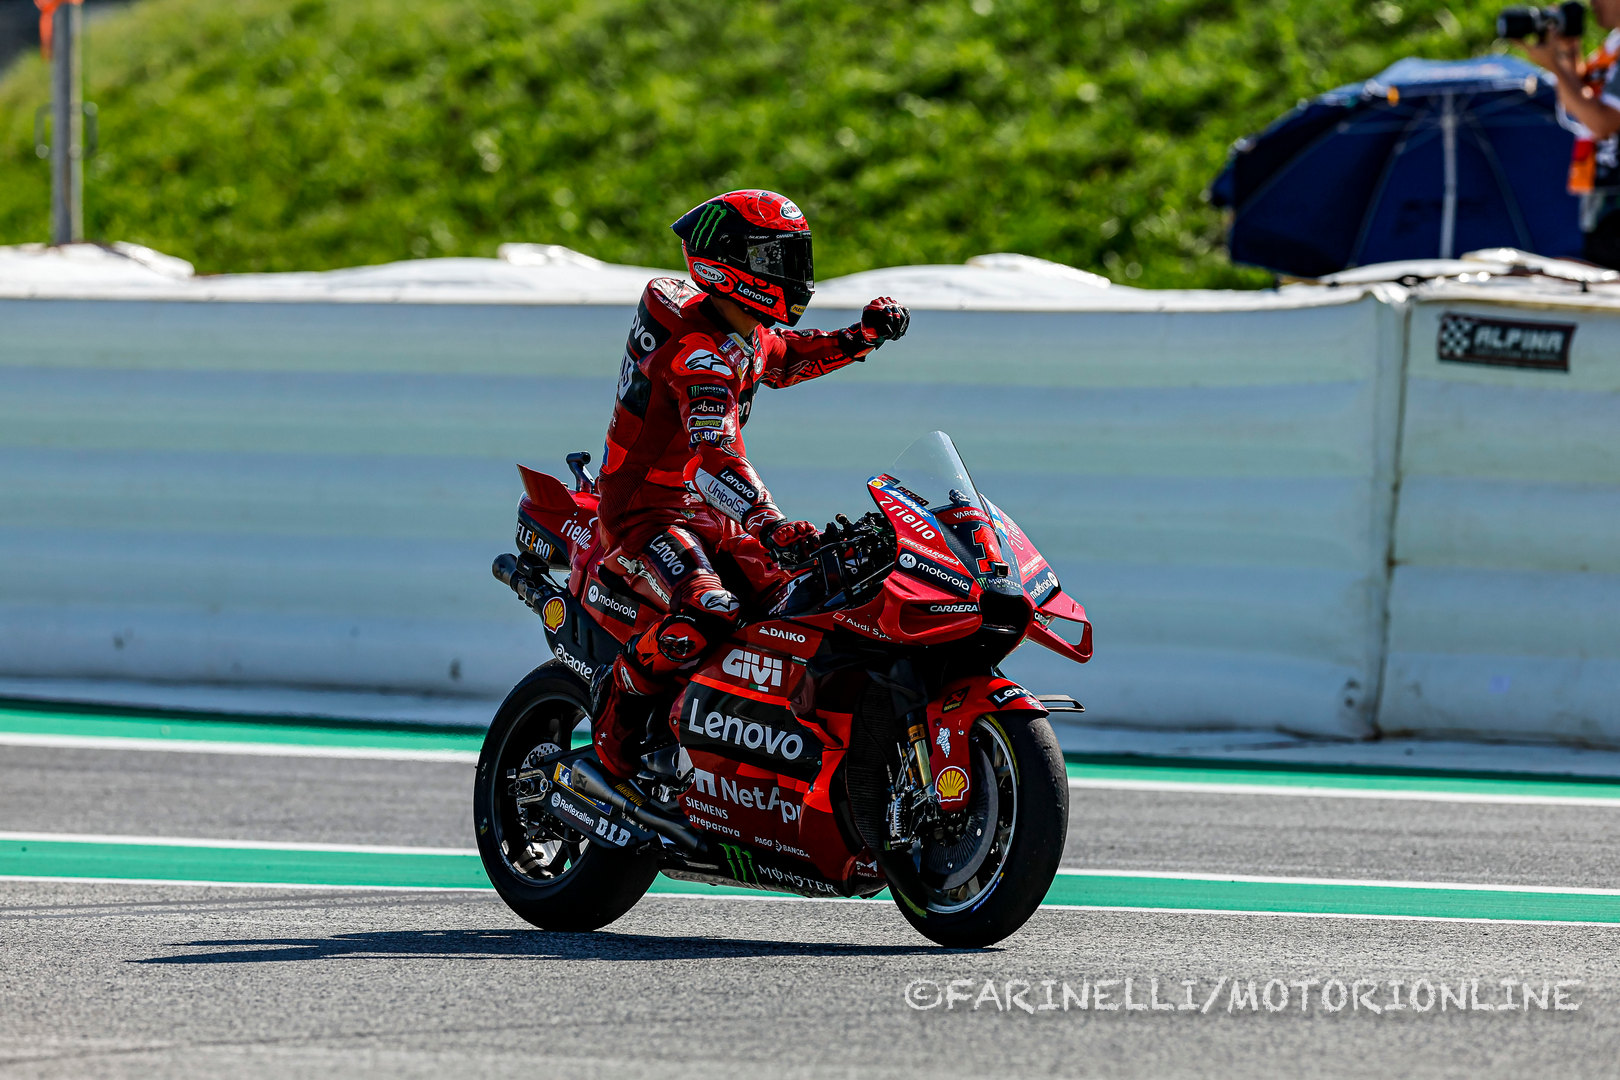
left=775, top=511, right=897, bottom=608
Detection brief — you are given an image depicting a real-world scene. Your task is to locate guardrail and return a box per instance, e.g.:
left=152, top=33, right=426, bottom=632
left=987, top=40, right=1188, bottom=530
left=1, top=274, right=1615, bottom=744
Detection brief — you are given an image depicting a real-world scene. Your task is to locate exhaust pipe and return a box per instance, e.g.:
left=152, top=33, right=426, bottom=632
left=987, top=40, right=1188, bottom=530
left=567, top=758, right=708, bottom=855
left=493, top=553, right=556, bottom=616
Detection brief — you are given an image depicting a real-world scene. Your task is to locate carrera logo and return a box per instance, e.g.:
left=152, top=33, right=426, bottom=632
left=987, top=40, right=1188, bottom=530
left=585, top=583, right=638, bottom=623
left=1438, top=313, right=1574, bottom=372
left=686, top=700, right=805, bottom=761
left=722, top=648, right=783, bottom=688
left=758, top=625, right=807, bottom=644
left=927, top=602, right=977, bottom=614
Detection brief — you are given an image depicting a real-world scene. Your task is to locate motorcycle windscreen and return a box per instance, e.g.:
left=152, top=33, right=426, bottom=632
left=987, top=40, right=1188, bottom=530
left=882, top=432, right=1090, bottom=661
left=884, top=431, right=1003, bottom=581
left=981, top=495, right=1087, bottom=623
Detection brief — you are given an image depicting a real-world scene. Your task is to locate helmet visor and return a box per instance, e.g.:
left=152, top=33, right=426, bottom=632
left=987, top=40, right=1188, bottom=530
left=746, top=234, right=814, bottom=288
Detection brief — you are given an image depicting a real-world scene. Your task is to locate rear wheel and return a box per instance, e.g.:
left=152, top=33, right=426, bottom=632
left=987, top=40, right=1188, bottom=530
left=473, top=662, right=659, bottom=931
left=879, top=712, right=1068, bottom=948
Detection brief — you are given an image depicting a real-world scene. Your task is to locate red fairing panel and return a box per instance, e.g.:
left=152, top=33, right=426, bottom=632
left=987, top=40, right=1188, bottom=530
left=982, top=496, right=1092, bottom=663
left=928, top=674, right=1050, bottom=813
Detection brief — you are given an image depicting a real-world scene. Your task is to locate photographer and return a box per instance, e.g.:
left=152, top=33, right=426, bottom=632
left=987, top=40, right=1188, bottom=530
left=1517, top=0, right=1620, bottom=266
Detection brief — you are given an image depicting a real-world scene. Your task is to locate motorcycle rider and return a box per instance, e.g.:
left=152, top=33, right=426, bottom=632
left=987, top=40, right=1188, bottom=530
left=591, top=189, right=910, bottom=781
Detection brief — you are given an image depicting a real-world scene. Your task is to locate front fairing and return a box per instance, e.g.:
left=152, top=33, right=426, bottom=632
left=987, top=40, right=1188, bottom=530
left=877, top=432, right=1091, bottom=663
left=978, top=498, right=1091, bottom=661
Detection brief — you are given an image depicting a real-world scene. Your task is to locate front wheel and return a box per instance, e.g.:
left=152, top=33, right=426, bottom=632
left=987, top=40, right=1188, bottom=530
left=473, top=662, right=659, bottom=931
left=883, top=712, right=1068, bottom=948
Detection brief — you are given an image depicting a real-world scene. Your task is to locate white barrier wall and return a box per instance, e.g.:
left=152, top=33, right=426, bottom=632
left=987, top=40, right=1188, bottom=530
left=0, top=275, right=1405, bottom=738
left=1378, top=286, right=1620, bottom=744
left=0, top=298, right=629, bottom=700
left=790, top=288, right=1406, bottom=739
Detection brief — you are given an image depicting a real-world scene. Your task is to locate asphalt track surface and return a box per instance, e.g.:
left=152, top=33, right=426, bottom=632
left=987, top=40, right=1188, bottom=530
left=2, top=704, right=1618, bottom=1078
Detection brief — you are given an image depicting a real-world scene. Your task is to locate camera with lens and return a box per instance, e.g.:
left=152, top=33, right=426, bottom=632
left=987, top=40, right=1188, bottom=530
left=1497, top=1, right=1586, bottom=40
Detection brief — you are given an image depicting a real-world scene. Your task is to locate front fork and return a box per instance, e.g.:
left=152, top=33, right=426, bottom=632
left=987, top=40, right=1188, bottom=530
left=875, top=659, right=944, bottom=848
left=906, top=719, right=934, bottom=789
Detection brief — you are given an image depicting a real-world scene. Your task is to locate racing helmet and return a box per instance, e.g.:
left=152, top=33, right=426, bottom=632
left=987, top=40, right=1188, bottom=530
left=671, top=190, right=814, bottom=326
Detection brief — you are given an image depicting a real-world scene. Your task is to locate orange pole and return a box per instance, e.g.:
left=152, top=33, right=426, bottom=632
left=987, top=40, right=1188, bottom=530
left=36, top=0, right=83, bottom=62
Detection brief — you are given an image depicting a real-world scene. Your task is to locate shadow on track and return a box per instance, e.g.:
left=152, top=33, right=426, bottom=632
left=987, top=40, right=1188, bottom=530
left=134, top=928, right=946, bottom=965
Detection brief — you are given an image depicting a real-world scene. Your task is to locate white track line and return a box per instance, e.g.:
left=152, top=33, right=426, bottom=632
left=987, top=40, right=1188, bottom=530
left=7, top=833, right=1617, bottom=899
left=8, top=731, right=1618, bottom=804
left=0, top=831, right=478, bottom=856
left=1037, top=904, right=1620, bottom=928
left=1, top=877, right=1614, bottom=925
left=0, top=874, right=491, bottom=892
left=0, top=732, right=477, bottom=763
left=1067, top=776, right=1620, bottom=807
left=1056, top=868, right=1620, bottom=897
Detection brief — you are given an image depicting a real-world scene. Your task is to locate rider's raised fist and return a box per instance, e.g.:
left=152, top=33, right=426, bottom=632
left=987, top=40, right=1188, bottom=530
left=860, top=297, right=910, bottom=346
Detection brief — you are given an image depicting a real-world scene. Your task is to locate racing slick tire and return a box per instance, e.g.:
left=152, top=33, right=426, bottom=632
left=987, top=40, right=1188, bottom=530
left=880, top=711, right=1068, bottom=948
left=474, top=662, right=660, bottom=932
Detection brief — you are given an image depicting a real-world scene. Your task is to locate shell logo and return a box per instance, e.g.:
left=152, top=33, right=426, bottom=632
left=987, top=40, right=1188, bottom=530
left=541, top=597, right=567, bottom=632
left=936, top=765, right=970, bottom=804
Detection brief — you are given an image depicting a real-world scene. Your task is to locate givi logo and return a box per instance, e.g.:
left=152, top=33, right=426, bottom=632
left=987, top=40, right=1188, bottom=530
left=722, top=649, right=782, bottom=688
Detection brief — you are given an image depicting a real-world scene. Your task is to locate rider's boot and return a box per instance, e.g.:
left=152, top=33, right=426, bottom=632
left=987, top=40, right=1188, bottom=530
left=596, top=612, right=722, bottom=769
left=590, top=653, right=666, bottom=780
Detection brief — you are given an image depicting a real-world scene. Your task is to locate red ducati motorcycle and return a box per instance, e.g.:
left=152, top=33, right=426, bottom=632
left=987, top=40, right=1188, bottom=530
left=475, top=432, right=1092, bottom=947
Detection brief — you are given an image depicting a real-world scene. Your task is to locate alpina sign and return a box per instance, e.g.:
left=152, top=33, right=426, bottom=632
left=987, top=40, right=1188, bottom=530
left=1436, top=313, right=1574, bottom=372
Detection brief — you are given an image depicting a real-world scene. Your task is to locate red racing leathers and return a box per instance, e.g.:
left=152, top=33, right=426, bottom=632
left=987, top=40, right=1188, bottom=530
left=590, top=276, right=875, bottom=777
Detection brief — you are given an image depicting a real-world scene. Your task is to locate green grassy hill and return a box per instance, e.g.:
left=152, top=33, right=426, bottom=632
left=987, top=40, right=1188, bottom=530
left=0, top=0, right=1524, bottom=287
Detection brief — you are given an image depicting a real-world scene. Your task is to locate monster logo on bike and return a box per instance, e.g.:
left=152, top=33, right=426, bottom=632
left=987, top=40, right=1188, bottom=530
left=719, top=842, right=758, bottom=885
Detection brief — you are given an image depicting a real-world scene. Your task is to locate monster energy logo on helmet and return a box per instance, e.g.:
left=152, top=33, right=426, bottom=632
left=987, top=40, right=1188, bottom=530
left=691, top=202, right=728, bottom=251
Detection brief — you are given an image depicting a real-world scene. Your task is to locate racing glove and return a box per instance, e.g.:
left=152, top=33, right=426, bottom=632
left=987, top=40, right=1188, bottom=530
left=760, top=517, right=820, bottom=562
left=832, top=296, right=911, bottom=359
left=859, top=296, right=910, bottom=347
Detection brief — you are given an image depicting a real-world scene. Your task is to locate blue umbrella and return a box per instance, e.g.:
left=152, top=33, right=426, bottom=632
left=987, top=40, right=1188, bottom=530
left=1210, top=56, right=1584, bottom=278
